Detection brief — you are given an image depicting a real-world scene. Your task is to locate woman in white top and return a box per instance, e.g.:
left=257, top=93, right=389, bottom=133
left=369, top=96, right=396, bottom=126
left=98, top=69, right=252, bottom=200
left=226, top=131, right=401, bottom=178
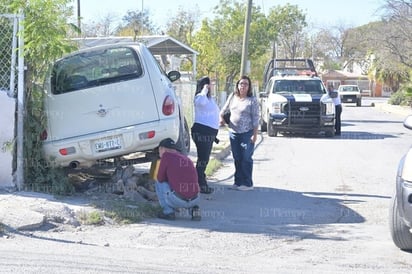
left=328, top=85, right=342, bottom=135
left=191, top=76, right=220, bottom=194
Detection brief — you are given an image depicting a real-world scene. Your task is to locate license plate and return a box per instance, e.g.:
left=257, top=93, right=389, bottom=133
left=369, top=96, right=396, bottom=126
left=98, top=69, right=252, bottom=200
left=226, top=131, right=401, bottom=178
left=94, top=136, right=122, bottom=153
left=347, top=98, right=353, bottom=102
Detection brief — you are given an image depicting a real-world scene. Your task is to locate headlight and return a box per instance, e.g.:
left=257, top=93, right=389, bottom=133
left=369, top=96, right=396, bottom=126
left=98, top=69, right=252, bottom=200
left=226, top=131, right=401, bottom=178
left=325, top=102, right=335, bottom=115
left=271, top=102, right=286, bottom=114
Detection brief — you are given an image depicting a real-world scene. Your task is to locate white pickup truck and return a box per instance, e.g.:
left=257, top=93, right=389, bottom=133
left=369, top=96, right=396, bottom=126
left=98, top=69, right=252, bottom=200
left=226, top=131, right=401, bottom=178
left=259, top=59, right=336, bottom=137
left=338, top=84, right=362, bottom=106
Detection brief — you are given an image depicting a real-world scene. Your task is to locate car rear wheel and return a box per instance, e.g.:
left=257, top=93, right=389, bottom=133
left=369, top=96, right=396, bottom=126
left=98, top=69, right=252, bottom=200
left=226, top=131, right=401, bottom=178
left=389, top=195, right=412, bottom=251
left=177, top=117, right=190, bottom=154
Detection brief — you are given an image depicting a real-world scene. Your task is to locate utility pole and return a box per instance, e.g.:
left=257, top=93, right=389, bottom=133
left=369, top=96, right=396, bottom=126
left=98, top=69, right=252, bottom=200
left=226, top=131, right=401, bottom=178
left=240, top=0, right=252, bottom=76
left=77, top=0, right=81, bottom=31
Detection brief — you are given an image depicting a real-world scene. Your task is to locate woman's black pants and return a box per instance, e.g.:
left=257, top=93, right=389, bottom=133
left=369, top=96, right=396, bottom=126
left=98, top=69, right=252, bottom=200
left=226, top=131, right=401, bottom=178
left=191, top=123, right=218, bottom=188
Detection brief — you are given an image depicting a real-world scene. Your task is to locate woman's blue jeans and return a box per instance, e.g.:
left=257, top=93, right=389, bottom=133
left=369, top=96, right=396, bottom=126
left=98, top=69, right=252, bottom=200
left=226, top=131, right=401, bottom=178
left=155, top=181, right=200, bottom=214
left=229, top=129, right=255, bottom=187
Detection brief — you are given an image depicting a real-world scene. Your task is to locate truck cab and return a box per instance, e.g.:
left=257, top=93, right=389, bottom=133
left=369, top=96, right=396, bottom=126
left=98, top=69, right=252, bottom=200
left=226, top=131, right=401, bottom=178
left=259, top=59, right=335, bottom=137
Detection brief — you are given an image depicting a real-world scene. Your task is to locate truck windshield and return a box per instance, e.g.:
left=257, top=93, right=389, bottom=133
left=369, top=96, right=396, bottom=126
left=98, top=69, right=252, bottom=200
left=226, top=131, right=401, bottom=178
left=274, top=79, right=325, bottom=95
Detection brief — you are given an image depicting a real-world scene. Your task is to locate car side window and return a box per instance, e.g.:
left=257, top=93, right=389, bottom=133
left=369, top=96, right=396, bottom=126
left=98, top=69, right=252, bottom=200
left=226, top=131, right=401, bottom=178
left=51, top=47, right=143, bottom=95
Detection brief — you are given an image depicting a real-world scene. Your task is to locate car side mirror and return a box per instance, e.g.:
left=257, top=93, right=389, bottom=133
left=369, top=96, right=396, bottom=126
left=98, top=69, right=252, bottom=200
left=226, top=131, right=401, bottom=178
left=404, top=115, right=412, bottom=130
left=167, top=71, right=181, bottom=82
left=259, top=92, right=268, bottom=98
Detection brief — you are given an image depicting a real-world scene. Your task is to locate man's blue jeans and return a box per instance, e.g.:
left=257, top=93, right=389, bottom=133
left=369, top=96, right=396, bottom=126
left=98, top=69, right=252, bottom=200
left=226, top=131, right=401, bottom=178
left=155, top=181, right=200, bottom=214
left=229, top=129, right=255, bottom=187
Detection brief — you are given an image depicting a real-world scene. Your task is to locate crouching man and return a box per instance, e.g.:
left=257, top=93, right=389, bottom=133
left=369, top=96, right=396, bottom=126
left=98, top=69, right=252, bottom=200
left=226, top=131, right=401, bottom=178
left=155, top=138, right=201, bottom=221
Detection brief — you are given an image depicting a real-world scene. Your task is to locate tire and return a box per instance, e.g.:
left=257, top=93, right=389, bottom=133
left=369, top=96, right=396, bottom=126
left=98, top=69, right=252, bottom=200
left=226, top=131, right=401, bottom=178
left=260, top=117, right=267, bottom=132
left=267, top=120, right=277, bottom=137
left=177, top=117, right=190, bottom=154
left=389, top=195, right=412, bottom=251
left=356, top=99, right=362, bottom=107
left=325, top=129, right=335, bottom=137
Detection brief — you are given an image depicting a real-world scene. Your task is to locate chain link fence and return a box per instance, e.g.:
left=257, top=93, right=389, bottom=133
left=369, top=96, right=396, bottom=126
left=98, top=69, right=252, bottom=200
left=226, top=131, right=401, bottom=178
left=0, top=14, right=19, bottom=97
left=0, top=13, right=24, bottom=190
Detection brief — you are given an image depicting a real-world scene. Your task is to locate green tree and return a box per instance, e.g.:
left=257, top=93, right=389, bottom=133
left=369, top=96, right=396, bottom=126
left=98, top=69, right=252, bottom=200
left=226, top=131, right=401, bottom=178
left=116, top=9, right=157, bottom=37
left=2, top=0, right=78, bottom=193
left=191, top=20, right=222, bottom=77
left=195, top=0, right=269, bottom=91
left=266, top=4, right=307, bottom=59
left=165, top=6, right=200, bottom=46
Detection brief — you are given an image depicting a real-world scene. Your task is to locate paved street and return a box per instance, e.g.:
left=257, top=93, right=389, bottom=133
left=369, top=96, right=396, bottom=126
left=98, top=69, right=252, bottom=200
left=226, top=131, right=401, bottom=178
left=1, top=99, right=412, bottom=273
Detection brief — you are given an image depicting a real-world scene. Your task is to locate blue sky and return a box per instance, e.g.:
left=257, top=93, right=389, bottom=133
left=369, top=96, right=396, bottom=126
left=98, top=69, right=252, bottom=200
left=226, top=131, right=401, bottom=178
left=77, top=0, right=383, bottom=29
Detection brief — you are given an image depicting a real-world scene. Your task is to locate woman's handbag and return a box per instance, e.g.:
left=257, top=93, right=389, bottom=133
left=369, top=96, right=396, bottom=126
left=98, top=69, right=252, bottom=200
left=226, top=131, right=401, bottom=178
left=223, top=109, right=231, bottom=124
left=223, top=93, right=234, bottom=124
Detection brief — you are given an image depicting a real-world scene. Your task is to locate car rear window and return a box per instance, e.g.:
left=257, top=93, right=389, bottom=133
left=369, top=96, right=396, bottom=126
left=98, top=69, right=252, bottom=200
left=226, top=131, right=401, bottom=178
left=340, top=86, right=359, bottom=92
left=51, top=47, right=143, bottom=94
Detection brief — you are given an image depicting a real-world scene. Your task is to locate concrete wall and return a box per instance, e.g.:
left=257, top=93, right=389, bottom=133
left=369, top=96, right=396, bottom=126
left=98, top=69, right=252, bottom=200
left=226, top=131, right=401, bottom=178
left=0, top=91, right=15, bottom=188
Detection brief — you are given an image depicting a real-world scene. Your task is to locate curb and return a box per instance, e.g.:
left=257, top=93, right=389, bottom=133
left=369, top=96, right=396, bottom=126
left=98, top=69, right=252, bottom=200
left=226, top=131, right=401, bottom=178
left=374, top=102, right=412, bottom=117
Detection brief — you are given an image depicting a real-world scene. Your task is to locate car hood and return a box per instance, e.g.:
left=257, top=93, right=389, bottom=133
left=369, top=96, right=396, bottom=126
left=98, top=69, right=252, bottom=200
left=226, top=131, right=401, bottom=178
left=282, top=93, right=327, bottom=103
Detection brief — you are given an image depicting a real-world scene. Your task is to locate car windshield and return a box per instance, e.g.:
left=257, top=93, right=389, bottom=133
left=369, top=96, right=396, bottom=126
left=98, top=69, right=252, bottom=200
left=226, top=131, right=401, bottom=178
left=51, top=47, right=143, bottom=94
left=273, top=79, right=325, bottom=95
left=340, top=86, right=359, bottom=92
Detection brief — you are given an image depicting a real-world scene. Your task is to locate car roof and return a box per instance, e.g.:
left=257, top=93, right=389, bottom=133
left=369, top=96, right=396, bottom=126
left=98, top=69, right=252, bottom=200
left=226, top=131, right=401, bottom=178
left=59, top=43, right=143, bottom=60
left=270, top=75, right=322, bottom=81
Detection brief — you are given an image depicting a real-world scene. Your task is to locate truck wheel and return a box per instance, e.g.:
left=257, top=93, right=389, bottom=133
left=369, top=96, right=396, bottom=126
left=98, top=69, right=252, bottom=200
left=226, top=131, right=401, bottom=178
left=260, top=117, right=267, bottom=132
left=325, top=130, right=335, bottom=137
left=389, top=195, right=412, bottom=251
left=268, top=121, right=277, bottom=137
left=356, top=99, right=362, bottom=107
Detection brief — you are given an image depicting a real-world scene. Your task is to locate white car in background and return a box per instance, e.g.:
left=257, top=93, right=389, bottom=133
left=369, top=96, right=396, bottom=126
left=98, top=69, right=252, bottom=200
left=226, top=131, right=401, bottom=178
left=338, top=84, right=362, bottom=106
left=41, top=43, right=190, bottom=168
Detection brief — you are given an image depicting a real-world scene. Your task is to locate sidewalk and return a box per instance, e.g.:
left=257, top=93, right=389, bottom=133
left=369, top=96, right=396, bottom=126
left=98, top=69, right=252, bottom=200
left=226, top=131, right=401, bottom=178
left=0, top=126, right=233, bottom=232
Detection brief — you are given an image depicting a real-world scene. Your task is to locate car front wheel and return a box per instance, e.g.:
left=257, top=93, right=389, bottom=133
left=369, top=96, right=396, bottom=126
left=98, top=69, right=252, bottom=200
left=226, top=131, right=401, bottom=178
left=267, top=119, right=277, bottom=137
left=389, top=195, right=412, bottom=251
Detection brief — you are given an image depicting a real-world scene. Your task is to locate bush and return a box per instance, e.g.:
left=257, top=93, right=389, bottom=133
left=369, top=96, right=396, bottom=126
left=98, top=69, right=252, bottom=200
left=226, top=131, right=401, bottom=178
left=388, top=84, right=412, bottom=106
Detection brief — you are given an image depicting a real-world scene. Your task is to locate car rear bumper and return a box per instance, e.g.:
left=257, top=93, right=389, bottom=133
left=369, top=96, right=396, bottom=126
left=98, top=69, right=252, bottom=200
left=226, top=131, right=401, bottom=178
left=341, top=94, right=361, bottom=103
left=42, top=118, right=179, bottom=168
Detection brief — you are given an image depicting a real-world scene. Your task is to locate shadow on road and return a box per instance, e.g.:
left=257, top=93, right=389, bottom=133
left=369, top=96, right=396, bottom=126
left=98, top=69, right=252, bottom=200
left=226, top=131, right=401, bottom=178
left=147, top=182, right=380, bottom=241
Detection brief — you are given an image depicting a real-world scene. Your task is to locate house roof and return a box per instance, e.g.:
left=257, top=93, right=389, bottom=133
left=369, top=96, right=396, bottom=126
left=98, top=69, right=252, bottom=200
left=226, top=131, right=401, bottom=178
left=72, top=35, right=199, bottom=56
left=321, top=70, right=368, bottom=79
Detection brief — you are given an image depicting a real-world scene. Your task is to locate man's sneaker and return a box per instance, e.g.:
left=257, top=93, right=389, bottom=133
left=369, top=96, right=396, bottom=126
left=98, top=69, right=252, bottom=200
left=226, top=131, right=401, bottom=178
left=191, top=206, right=201, bottom=221
left=237, top=185, right=254, bottom=191
left=229, top=184, right=239, bottom=190
left=157, top=211, right=176, bottom=220
left=200, top=186, right=214, bottom=194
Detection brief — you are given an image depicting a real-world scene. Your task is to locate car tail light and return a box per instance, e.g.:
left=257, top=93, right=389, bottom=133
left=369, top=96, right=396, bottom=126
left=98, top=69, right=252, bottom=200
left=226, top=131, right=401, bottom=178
left=59, top=147, right=76, bottom=156
left=40, top=130, right=48, bottom=141
left=162, top=95, right=175, bottom=116
left=139, top=131, right=156, bottom=140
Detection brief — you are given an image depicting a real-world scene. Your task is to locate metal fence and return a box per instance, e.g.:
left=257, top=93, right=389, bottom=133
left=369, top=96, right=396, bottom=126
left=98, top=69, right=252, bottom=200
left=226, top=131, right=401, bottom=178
left=0, top=14, right=20, bottom=96
left=0, top=13, right=25, bottom=189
